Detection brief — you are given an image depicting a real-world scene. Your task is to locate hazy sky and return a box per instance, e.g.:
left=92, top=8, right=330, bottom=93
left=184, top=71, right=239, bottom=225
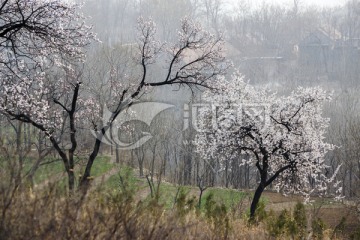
left=271, top=0, right=345, bottom=7
left=230, top=0, right=347, bottom=8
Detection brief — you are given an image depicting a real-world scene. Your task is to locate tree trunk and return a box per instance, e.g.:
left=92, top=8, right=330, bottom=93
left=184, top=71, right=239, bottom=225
left=79, top=137, right=102, bottom=191
left=110, top=124, right=114, bottom=156
left=225, top=160, right=229, bottom=188
left=198, top=188, right=205, bottom=208
left=250, top=182, right=265, bottom=220
left=249, top=161, right=290, bottom=221
left=183, top=145, right=192, bottom=185
left=67, top=169, right=75, bottom=192
left=139, top=162, right=144, bottom=177
left=246, top=163, right=250, bottom=188
left=68, top=152, right=75, bottom=191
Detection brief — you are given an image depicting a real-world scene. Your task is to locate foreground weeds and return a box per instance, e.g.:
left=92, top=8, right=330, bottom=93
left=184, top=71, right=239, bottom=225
left=0, top=163, right=358, bottom=239
left=0, top=164, right=236, bottom=240
left=0, top=189, right=264, bottom=239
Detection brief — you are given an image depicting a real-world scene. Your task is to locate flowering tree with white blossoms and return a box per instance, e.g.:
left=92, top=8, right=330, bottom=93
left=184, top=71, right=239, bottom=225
left=194, top=74, right=342, bottom=220
left=0, top=0, right=94, bottom=191
left=0, top=0, right=229, bottom=191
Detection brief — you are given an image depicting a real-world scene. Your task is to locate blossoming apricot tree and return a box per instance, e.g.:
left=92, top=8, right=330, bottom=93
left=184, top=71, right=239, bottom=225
left=194, top=75, right=342, bottom=220
left=0, top=0, right=93, bottom=190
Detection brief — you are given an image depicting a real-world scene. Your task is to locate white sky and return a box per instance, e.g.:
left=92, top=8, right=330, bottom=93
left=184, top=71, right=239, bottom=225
left=228, top=0, right=347, bottom=9
left=268, top=0, right=345, bottom=7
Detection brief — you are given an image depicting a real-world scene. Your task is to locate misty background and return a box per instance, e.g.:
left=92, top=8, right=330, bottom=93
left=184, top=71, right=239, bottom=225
left=65, top=0, right=360, bottom=197
left=1, top=0, right=357, bottom=197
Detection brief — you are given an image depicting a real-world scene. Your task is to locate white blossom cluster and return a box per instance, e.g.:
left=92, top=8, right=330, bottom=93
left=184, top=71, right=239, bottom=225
left=194, top=74, right=342, bottom=201
left=0, top=0, right=94, bottom=135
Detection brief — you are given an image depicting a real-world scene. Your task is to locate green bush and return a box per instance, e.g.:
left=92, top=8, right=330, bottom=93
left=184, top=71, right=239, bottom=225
left=255, top=198, right=268, bottom=222
left=204, top=193, right=231, bottom=239
left=312, top=217, right=326, bottom=240
left=174, top=187, right=196, bottom=220
left=266, top=202, right=307, bottom=239
left=267, top=209, right=291, bottom=237
left=293, top=202, right=307, bottom=238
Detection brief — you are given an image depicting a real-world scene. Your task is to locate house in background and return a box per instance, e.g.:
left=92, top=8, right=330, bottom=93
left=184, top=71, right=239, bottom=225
left=298, top=29, right=333, bottom=75
left=297, top=27, right=360, bottom=85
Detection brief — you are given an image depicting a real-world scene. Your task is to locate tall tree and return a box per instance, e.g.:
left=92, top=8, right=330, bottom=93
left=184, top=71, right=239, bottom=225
left=0, top=0, right=93, bottom=191
left=195, top=74, right=342, bottom=220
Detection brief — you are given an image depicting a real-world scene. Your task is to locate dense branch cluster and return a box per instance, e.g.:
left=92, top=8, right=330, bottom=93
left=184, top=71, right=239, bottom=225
left=0, top=0, right=93, bottom=133
left=0, top=0, right=92, bottom=68
left=97, top=17, right=229, bottom=127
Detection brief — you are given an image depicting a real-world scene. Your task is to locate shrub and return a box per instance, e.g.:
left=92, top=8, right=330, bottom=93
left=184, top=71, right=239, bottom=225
left=204, top=193, right=231, bottom=239
left=267, top=209, right=291, bottom=238
left=312, top=217, right=326, bottom=240
left=293, top=202, right=307, bottom=238
left=266, top=202, right=307, bottom=239
left=174, top=187, right=196, bottom=220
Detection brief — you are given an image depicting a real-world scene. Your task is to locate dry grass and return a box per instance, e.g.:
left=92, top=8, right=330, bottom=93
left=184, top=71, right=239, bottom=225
left=0, top=186, right=268, bottom=240
left=1, top=162, right=359, bottom=240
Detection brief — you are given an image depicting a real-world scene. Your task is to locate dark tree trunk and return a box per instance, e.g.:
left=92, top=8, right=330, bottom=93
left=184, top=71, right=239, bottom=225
left=110, top=124, right=115, bottom=157
left=250, top=182, right=265, bottom=220
left=197, top=171, right=207, bottom=208
left=225, top=160, right=229, bottom=188
left=67, top=170, right=75, bottom=192
left=79, top=137, right=102, bottom=191
left=150, top=148, right=156, bottom=183
left=139, top=162, right=144, bottom=177
left=183, top=155, right=192, bottom=185
left=349, top=167, right=353, bottom=197
left=49, top=146, right=74, bottom=191
left=249, top=161, right=290, bottom=221
left=198, top=188, right=205, bottom=208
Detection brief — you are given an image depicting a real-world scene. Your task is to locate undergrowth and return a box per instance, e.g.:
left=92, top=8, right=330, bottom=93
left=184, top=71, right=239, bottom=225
left=0, top=160, right=357, bottom=240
